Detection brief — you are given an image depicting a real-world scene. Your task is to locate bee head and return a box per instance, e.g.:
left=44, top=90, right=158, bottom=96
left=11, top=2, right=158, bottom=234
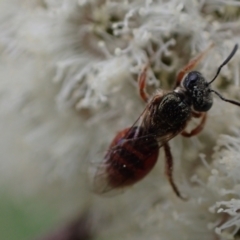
left=183, top=71, right=213, bottom=112
left=182, top=44, right=239, bottom=112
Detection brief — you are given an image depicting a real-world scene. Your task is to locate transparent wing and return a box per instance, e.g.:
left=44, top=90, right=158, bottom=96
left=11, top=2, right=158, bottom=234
left=89, top=126, right=140, bottom=196
left=89, top=159, right=127, bottom=196
left=89, top=97, right=181, bottom=196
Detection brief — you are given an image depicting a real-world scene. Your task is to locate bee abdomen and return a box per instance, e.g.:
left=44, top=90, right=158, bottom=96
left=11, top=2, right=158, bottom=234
left=105, top=127, right=159, bottom=188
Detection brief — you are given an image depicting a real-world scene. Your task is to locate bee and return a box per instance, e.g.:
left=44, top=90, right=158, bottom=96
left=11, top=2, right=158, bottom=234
left=91, top=44, right=239, bottom=199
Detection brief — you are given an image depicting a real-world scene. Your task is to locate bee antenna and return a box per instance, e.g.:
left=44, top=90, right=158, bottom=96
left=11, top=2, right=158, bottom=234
left=208, top=44, right=238, bottom=85
left=210, top=89, right=240, bottom=107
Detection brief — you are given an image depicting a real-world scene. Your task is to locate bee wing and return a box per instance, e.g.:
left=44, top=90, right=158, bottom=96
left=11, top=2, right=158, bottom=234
left=156, top=132, right=180, bottom=148
left=89, top=121, right=152, bottom=196
left=89, top=128, right=160, bottom=196
left=89, top=99, right=178, bottom=196
left=89, top=159, right=127, bottom=197
left=89, top=104, right=151, bottom=194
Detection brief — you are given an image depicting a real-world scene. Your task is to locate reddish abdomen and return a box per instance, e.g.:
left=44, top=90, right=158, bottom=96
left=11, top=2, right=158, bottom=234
left=105, top=127, right=159, bottom=188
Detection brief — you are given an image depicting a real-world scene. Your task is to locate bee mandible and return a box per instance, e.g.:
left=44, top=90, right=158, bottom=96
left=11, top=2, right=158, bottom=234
left=91, top=44, right=239, bottom=200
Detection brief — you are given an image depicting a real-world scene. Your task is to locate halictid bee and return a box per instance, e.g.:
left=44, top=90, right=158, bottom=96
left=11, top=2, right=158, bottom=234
left=91, top=43, right=239, bottom=199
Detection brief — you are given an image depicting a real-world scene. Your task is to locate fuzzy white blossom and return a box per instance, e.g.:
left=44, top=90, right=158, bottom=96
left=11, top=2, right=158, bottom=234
left=1, top=0, right=240, bottom=239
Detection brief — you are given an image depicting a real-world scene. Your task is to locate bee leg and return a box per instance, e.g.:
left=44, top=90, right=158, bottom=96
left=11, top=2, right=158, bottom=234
left=181, top=113, right=207, bottom=137
left=138, top=65, right=150, bottom=102
left=163, top=143, right=187, bottom=200
left=175, top=43, right=214, bottom=87
left=191, top=111, right=202, bottom=118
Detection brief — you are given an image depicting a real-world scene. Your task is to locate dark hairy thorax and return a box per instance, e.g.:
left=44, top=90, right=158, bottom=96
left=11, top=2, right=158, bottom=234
left=143, top=91, right=192, bottom=138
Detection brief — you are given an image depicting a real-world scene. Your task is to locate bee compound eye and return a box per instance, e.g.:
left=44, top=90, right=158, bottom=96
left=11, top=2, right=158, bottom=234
left=189, top=72, right=198, bottom=82
left=185, top=71, right=199, bottom=90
